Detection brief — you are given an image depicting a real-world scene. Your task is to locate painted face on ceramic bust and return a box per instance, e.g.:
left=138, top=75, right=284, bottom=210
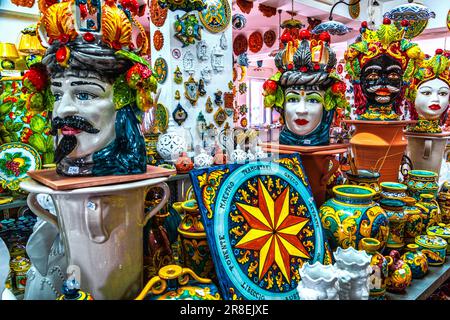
left=284, top=88, right=324, bottom=136
left=415, top=78, right=450, bottom=120
left=361, top=54, right=403, bottom=106
left=51, top=71, right=116, bottom=160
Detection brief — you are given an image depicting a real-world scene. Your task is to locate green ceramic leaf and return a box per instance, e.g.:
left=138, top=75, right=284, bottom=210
left=12, top=122, right=23, bottom=132
left=113, top=75, right=135, bottom=110
left=115, top=50, right=150, bottom=68
left=270, top=72, right=282, bottom=82
left=30, top=116, right=46, bottom=133
left=274, top=87, right=284, bottom=108
left=4, top=121, right=13, bottom=132
left=45, top=135, right=54, bottom=152
left=264, top=95, right=275, bottom=108
left=0, top=102, right=12, bottom=115
left=44, top=88, right=55, bottom=111
left=28, top=134, right=46, bottom=153
left=43, top=151, right=54, bottom=165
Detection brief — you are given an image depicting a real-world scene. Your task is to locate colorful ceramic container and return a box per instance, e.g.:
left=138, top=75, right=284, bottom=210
left=360, top=238, right=391, bottom=300
left=437, top=182, right=450, bottom=224
left=345, top=169, right=381, bottom=200
left=10, top=255, right=30, bottom=294
left=380, top=199, right=406, bottom=250
left=320, top=185, right=389, bottom=251
left=401, top=244, right=428, bottom=279
left=403, top=196, right=426, bottom=244
left=416, top=193, right=441, bottom=229
left=386, top=250, right=412, bottom=293
left=415, top=235, right=447, bottom=266
left=57, top=279, right=94, bottom=300
left=380, top=182, right=407, bottom=201
left=406, top=170, right=439, bottom=200
left=427, top=224, right=450, bottom=254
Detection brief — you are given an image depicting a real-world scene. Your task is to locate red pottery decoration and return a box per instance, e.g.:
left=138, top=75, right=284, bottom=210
left=175, top=152, right=194, bottom=174
left=248, top=31, right=263, bottom=53
left=263, top=30, right=276, bottom=48
left=233, top=34, right=248, bottom=56
left=150, top=0, right=168, bottom=27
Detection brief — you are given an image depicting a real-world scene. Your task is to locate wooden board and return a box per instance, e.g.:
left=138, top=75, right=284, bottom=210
left=27, top=165, right=176, bottom=191
left=260, top=142, right=349, bottom=154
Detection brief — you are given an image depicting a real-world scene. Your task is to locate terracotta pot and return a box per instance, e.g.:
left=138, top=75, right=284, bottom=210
left=345, top=120, right=413, bottom=182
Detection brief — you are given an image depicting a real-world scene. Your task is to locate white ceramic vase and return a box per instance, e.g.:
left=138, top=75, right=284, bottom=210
left=230, top=145, right=247, bottom=163
left=194, top=148, right=214, bottom=168
left=156, top=120, right=187, bottom=161
left=297, top=262, right=339, bottom=300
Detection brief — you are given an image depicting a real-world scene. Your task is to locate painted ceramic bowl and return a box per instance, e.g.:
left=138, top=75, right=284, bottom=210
left=380, top=182, right=407, bottom=200
left=415, top=235, right=447, bottom=266
left=401, top=244, right=428, bottom=279
left=406, top=170, right=439, bottom=200
left=427, top=224, right=450, bottom=254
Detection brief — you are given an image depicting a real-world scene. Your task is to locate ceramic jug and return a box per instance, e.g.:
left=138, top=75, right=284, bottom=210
left=401, top=244, right=428, bottom=279
left=21, top=178, right=170, bottom=300
left=380, top=199, right=406, bottom=250
left=403, top=196, right=426, bottom=244
left=405, top=133, right=448, bottom=176
left=345, top=169, right=381, bottom=200
left=297, top=262, right=339, bottom=300
left=380, top=182, right=408, bottom=201
left=416, top=193, right=441, bottom=230
left=405, top=170, right=439, bottom=200
left=386, top=250, right=412, bottom=293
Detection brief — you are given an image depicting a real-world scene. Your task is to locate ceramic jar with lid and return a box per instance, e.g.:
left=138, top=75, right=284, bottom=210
left=403, top=196, right=426, bottom=244
left=175, top=152, right=194, bottom=173
left=401, top=244, right=428, bottom=279
left=386, top=250, right=412, bottom=293
left=415, top=235, right=447, bottom=266
left=156, top=122, right=187, bottom=162
left=427, top=223, right=450, bottom=255
left=380, top=182, right=408, bottom=201
left=405, top=170, right=439, bottom=200
left=416, top=193, right=441, bottom=229
left=380, top=198, right=407, bottom=250
left=57, top=279, right=94, bottom=300
left=319, top=185, right=389, bottom=251
left=345, top=169, right=381, bottom=200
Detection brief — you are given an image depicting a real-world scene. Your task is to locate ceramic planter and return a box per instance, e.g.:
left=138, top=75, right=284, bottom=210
left=416, top=194, right=441, bottom=230
left=380, top=182, right=408, bottom=201
left=403, top=196, right=426, bottom=244
left=405, top=170, right=439, bottom=200
left=345, top=169, right=381, bottom=200
left=380, top=199, right=406, bottom=250
left=386, top=250, right=412, bottom=293
left=415, top=235, right=447, bottom=266
left=427, top=224, right=450, bottom=254
left=401, top=244, right=428, bottom=279
left=320, top=185, right=389, bottom=251
left=297, top=262, right=339, bottom=300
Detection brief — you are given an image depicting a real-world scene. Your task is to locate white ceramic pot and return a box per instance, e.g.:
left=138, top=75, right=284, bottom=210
left=297, top=262, right=339, bottom=300
left=156, top=122, right=187, bottom=161
left=194, top=149, right=214, bottom=168
left=230, top=145, right=247, bottom=163
left=20, top=178, right=170, bottom=300
left=254, top=146, right=268, bottom=160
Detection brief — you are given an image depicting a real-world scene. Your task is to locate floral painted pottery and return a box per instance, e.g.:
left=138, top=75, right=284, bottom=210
left=345, top=169, right=381, bottom=200
left=177, top=199, right=215, bottom=279
left=194, top=149, right=214, bottom=168
left=10, top=255, right=30, bottom=294
left=333, top=246, right=371, bottom=300
left=57, top=279, right=94, bottom=300
left=427, top=224, right=450, bottom=254
left=135, top=265, right=221, bottom=300
left=416, top=193, right=441, bottom=229
left=401, top=244, right=428, bottom=279
left=320, top=185, right=389, bottom=251
left=297, top=262, right=338, bottom=300
left=415, top=235, right=447, bottom=266
left=403, top=196, right=426, bottom=244
left=175, top=152, right=194, bottom=174
left=386, top=250, right=412, bottom=293
left=380, top=198, right=406, bottom=250
left=360, top=238, right=391, bottom=300
left=406, top=170, right=439, bottom=200
left=380, top=182, right=407, bottom=201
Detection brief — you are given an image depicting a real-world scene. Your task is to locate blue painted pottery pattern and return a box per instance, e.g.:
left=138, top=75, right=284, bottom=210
left=406, top=170, right=439, bottom=200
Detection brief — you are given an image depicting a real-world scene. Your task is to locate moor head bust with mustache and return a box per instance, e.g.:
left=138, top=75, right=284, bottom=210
left=345, top=19, right=424, bottom=121
left=37, top=1, right=156, bottom=176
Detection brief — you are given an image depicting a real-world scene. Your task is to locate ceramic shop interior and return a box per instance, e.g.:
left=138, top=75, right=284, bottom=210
left=1, top=0, right=450, bottom=302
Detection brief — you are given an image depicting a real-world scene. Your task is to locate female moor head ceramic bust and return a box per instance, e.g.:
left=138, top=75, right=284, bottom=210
left=36, top=0, right=157, bottom=176
left=344, top=19, right=424, bottom=121
left=406, top=50, right=450, bottom=133
left=263, top=30, right=348, bottom=146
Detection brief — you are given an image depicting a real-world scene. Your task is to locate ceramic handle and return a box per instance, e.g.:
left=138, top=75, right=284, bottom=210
left=143, top=182, right=171, bottom=227
left=321, top=156, right=340, bottom=186
left=423, top=139, right=432, bottom=159
left=27, top=193, right=58, bottom=228
left=85, top=197, right=109, bottom=244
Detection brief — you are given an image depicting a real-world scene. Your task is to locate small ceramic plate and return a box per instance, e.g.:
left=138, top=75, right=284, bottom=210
left=153, top=57, right=168, bottom=84
left=199, top=0, right=231, bottom=33
left=155, top=103, right=169, bottom=132
left=0, top=142, right=41, bottom=191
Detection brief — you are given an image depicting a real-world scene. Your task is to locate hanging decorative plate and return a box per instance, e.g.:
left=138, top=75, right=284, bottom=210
left=233, top=34, right=248, bottom=56
left=154, top=103, right=169, bottom=132
left=153, top=57, right=168, bottom=84
left=312, top=21, right=352, bottom=36
left=184, top=75, right=199, bottom=106
left=447, top=10, right=450, bottom=31
left=240, top=117, right=248, bottom=127
left=172, top=48, right=182, bottom=59
left=0, top=142, right=41, bottom=192
left=263, top=30, right=276, bottom=48
left=158, top=0, right=206, bottom=12
left=172, top=103, right=188, bottom=126
left=205, top=97, right=213, bottom=113
left=188, top=154, right=331, bottom=300
left=348, top=0, right=360, bottom=19
left=394, top=19, right=428, bottom=39
left=248, top=31, right=263, bottom=53
left=214, top=106, right=228, bottom=126
left=198, top=0, right=231, bottom=33
left=150, top=0, right=168, bottom=27
left=153, top=30, right=164, bottom=51
left=174, top=13, right=203, bottom=47
left=236, top=0, right=253, bottom=14
left=232, top=14, right=247, bottom=30
left=337, top=64, right=343, bottom=74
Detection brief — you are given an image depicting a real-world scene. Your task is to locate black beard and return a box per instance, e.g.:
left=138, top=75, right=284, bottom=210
left=54, top=135, right=77, bottom=164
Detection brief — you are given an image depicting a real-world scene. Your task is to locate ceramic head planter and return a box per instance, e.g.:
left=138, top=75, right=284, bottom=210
left=344, top=19, right=424, bottom=121
left=38, top=0, right=158, bottom=176
left=263, top=30, right=348, bottom=146
left=406, top=50, right=450, bottom=133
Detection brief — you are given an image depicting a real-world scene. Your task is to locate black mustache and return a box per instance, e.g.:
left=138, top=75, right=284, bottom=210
left=54, top=135, right=77, bottom=164
left=51, top=116, right=100, bottom=135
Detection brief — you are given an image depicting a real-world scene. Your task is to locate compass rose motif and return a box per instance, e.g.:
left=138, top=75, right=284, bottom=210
left=235, top=179, right=310, bottom=282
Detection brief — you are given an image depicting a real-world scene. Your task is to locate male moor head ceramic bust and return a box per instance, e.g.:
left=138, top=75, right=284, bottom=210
left=406, top=50, right=450, bottom=133
left=344, top=19, right=424, bottom=121
left=263, top=30, right=347, bottom=146
left=37, top=0, right=157, bottom=176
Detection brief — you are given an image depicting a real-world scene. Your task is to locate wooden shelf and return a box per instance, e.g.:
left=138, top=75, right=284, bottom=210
left=386, top=258, right=450, bottom=300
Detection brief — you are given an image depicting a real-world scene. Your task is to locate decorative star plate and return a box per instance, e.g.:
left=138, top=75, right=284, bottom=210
left=0, top=143, right=41, bottom=192
left=189, top=154, right=331, bottom=300
left=199, top=0, right=231, bottom=33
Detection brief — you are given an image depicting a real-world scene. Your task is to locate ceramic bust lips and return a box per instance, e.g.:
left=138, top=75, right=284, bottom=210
left=344, top=19, right=424, bottom=121
left=406, top=50, right=450, bottom=133
left=38, top=0, right=158, bottom=176
left=263, top=29, right=347, bottom=146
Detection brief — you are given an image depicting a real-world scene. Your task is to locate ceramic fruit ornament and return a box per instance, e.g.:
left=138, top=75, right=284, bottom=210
left=263, top=29, right=348, bottom=146
left=175, top=152, right=193, bottom=174
left=406, top=50, right=450, bottom=133
left=39, top=0, right=156, bottom=176
left=385, top=250, right=412, bottom=293
left=344, top=19, right=424, bottom=121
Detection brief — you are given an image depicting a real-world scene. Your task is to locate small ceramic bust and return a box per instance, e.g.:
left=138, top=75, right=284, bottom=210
left=263, top=30, right=347, bottom=146
left=344, top=19, right=424, bottom=121
left=38, top=1, right=157, bottom=176
left=406, top=50, right=450, bottom=133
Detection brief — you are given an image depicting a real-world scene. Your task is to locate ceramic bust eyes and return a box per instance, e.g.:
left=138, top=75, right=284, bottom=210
left=284, top=89, right=324, bottom=137
left=415, top=78, right=450, bottom=120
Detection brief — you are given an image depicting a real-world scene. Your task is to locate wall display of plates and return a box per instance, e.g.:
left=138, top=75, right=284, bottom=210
left=153, top=30, right=164, bottom=51
left=154, top=57, right=168, bottom=84
left=172, top=48, right=182, bottom=59
left=173, top=103, right=188, bottom=125
left=0, top=142, right=41, bottom=192
left=198, top=0, right=231, bottom=33
left=155, top=103, right=169, bottom=132
left=150, top=0, right=168, bottom=27
left=348, top=0, right=360, bottom=19
left=263, top=30, right=276, bottom=48
left=248, top=31, right=263, bottom=53
left=233, top=34, right=248, bottom=56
